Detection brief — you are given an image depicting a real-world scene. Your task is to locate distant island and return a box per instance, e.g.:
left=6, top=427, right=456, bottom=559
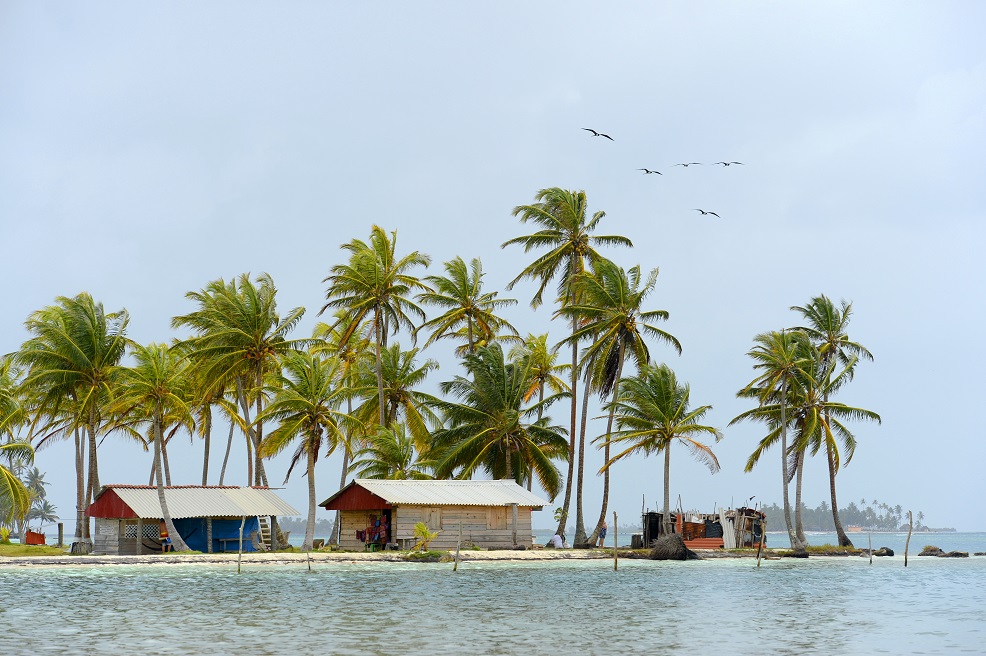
left=759, top=499, right=954, bottom=533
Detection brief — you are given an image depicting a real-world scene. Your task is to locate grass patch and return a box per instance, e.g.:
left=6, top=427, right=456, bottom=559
left=403, top=550, right=452, bottom=562
left=0, top=543, right=69, bottom=557
left=803, top=543, right=861, bottom=555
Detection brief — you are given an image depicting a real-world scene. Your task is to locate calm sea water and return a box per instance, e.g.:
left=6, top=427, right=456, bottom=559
left=3, top=542, right=985, bottom=655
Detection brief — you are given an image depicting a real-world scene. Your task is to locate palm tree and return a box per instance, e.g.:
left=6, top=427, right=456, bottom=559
left=731, top=330, right=811, bottom=552
left=313, top=313, right=371, bottom=543
left=792, top=294, right=874, bottom=547
left=416, top=256, right=519, bottom=355
left=431, top=343, right=567, bottom=496
left=15, top=293, right=129, bottom=545
left=560, top=261, right=680, bottom=545
left=172, top=273, right=313, bottom=487
left=509, top=334, right=571, bottom=489
left=599, top=363, right=721, bottom=535
left=111, top=343, right=194, bottom=551
left=320, top=225, right=431, bottom=427
left=257, top=352, right=353, bottom=550
left=351, top=343, right=442, bottom=451
left=502, top=187, right=632, bottom=538
left=349, top=424, right=435, bottom=480
left=0, top=442, right=33, bottom=527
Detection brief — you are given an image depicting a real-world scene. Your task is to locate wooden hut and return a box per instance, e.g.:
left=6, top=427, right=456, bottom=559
left=320, top=479, right=548, bottom=550
left=85, top=485, right=299, bottom=555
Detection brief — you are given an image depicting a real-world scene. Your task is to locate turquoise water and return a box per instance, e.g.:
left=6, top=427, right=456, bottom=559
left=3, top=553, right=985, bottom=655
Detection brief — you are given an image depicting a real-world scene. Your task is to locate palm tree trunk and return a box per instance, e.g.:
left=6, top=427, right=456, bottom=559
left=573, top=374, right=592, bottom=545
left=154, top=411, right=187, bottom=551
left=331, top=395, right=354, bottom=545
left=218, top=421, right=235, bottom=486
left=74, top=426, right=84, bottom=543
left=304, top=438, right=317, bottom=551
left=254, top=366, right=268, bottom=487
left=554, top=338, right=579, bottom=539
left=827, top=439, right=853, bottom=547
left=662, top=447, right=672, bottom=536
left=795, top=450, right=807, bottom=545
left=84, top=408, right=99, bottom=540
left=375, top=310, right=386, bottom=427
left=236, top=378, right=254, bottom=485
left=779, top=381, right=803, bottom=552
left=467, top=317, right=475, bottom=354
left=588, top=352, right=624, bottom=546
left=201, top=408, right=212, bottom=486
left=162, top=436, right=172, bottom=486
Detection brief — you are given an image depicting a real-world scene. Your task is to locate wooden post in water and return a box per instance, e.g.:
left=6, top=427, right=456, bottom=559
left=756, top=517, right=766, bottom=568
left=905, top=510, right=913, bottom=568
left=453, top=522, right=462, bottom=572
left=237, top=516, right=245, bottom=574
left=868, top=532, right=873, bottom=565
left=57, top=522, right=64, bottom=548
left=613, top=512, right=618, bottom=571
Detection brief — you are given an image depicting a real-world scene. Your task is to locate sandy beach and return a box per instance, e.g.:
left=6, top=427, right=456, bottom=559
left=0, top=547, right=773, bottom=567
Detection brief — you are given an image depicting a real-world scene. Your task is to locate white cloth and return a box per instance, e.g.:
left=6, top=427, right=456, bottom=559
left=549, top=534, right=564, bottom=548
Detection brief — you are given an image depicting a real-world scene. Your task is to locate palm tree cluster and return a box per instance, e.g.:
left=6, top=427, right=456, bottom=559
left=731, top=295, right=880, bottom=551
left=0, top=187, right=876, bottom=555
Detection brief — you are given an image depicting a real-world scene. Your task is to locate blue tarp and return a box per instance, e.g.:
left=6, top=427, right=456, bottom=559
left=173, top=517, right=261, bottom=552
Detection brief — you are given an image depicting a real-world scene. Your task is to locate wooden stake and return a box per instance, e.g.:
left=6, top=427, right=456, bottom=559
left=237, top=516, right=245, bottom=574
left=613, top=512, right=618, bottom=571
left=905, top=510, right=913, bottom=568
left=756, top=517, right=765, bottom=568
left=453, top=521, right=462, bottom=572
left=868, top=532, right=873, bottom=565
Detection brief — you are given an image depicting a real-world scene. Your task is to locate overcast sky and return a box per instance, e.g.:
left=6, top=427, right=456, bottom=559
left=2, top=2, right=984, bottom=533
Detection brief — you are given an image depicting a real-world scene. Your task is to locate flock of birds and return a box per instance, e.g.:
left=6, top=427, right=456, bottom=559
left=582, top=127, right=743, bottom=218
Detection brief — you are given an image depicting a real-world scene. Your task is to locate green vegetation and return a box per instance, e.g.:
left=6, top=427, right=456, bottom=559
left=0, top=543, right=67, bottom=557
left=0, top=190, right=881, bottom=564
left=411, top=521, right=439, bottom=551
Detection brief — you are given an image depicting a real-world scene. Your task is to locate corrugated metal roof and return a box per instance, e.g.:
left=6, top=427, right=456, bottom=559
left=102, top=486, right=299, bottom=519
left=348, top=479, right=549, bottom=508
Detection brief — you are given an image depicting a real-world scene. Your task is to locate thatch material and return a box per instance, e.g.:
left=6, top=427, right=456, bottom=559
left=648, top=534, right=700, bottom=560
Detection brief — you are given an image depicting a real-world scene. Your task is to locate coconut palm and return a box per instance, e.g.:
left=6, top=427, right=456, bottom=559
left=111, top=343, right=194, bottom=551
left=792, top=294, right=874, bottom=547
left=509, top=334, right=571, bottom=489
left=351, top=343, right=442, bottom=453
left=431, top=343, right=567, bottom=495
left=320, top=225, right=431, bottom=427
left=502, top=187, right=632, bottom=537
left=558, top=261, right=680, bottom=545
left=313, top=313, right=371, bottom=542
left=172, top=273, right=313, bottom=487
left=416, top=256, right=519, bottom=355
left=599, top=363, right=721, bottom=535
left=257, top=352, right=353, bottom=550
left=0, top=441, right=33, bottom=527
left=349, top=424, right=435, bottom=480
left=731, top=330, right=812, bottom=552
left=15, top=293, right=129, bottom=545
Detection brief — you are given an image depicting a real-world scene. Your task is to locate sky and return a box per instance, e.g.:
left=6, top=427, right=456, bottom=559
left=2, top=2, right=984, bottom=533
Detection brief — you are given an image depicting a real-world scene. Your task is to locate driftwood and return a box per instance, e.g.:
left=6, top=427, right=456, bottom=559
left=649, top=533, right=700, bottom=561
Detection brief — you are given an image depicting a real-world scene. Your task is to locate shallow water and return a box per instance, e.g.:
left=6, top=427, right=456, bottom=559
left=3, top=555, right=985, bottom=655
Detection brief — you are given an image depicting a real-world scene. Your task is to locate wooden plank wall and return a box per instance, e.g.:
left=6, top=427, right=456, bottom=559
left=337, top=505, right=537, bottom=550
left=395, top=505, right=534, bottom=550
left=92, top=519, right=120, bottom=555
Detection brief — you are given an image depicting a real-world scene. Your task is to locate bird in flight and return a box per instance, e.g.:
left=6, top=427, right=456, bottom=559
left=638, top=168, right=662, bottom=175
left=675, top=162, right=702, bottom=167
left=714, top=161, right=744, bottom=166
left=693, top=209, right=720, bottom=217
left=582, top=128, right=614, bottom=141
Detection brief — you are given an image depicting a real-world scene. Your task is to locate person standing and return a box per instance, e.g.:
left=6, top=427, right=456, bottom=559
left=598, top=520, right=608, bottom=548
left=159, top=520, right=173, bottom=553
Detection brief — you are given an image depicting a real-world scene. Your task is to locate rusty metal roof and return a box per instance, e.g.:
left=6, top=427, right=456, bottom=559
left=330, top=479, right=549, bottom=508
left=96, top=485, right=299, bottom=519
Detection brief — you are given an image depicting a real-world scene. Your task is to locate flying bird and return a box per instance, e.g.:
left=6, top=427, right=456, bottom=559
left=675, top=162, right=702, bottom=167
left=714, top=161, right=744, bottom=166
left=693, top=209, right=720, bottom=217
left=582, top=128, right=614, bottom=141
left=638, top=168, right=662, bottom=175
